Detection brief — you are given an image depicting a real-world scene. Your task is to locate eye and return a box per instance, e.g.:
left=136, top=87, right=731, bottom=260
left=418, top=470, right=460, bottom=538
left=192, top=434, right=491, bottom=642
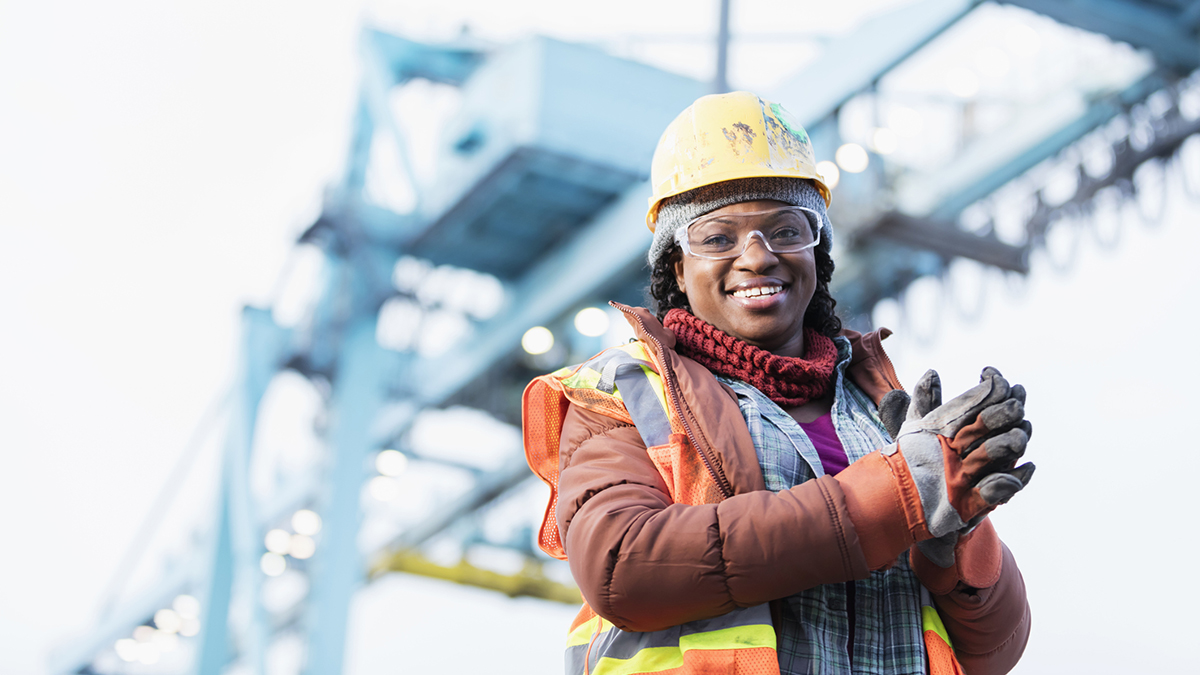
left=701, top=233, right=735, bottom=247
left=770, top=226, right=803, bottom=240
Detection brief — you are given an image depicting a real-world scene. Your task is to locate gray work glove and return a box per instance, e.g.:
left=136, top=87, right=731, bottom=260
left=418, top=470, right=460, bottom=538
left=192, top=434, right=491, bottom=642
left=879, top=368, right=1035, bottom=567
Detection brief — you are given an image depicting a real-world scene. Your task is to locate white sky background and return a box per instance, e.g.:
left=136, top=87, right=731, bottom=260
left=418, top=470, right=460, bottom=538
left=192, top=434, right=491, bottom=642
left=1, top=0, right=1198, bottom=673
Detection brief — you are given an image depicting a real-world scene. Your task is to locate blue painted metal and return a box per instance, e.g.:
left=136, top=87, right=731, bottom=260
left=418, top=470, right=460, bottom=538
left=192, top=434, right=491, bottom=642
left=196, top=307, right=291, bottom=675
left=302, top=313, right=393, bottom=675
left=404, top=36, right=705, bottom=279
left=768, top=0, right=974, bottom=126
left=928, top=74, right=1167, bottom=222
left=193, top=484, right=235, bottom=674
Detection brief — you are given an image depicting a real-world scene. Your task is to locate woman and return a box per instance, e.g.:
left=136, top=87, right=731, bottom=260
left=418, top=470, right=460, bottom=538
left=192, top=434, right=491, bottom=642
left=523, top=92, right=1034, bottom=675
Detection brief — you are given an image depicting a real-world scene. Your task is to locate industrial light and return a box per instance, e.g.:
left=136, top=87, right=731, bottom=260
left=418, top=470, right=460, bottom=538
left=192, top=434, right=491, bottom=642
left=289, top=534, right=316, bottom=560
left=151, top=630, right=178, bottom=652
left=261, top=552, right=287, bottom=577
left=292, top=509, right=322, bottom=536
left=114, top=638, right=138, bottom=662
left=871, top=128, right=898, bottom=155
left=835, top=143, right=869, bottom=174
left=265, top=529, right=292, bottom=555
left=136, top=642, right=160, bottom=665
left=574, top=307, right=610, bottom=337
left=172, top=594, right=200, bottom=620
left=132, top=626, right=155, bottom=642
left=368, top=475, right=400, bottom=502
left=521, top=326, right=554, bottom=355
left=179, top=618, right=201, bottom=637
left=136, top=638, right=160, bottom=662
left=375, top=449, right=408, bottom=476
left=887, top=106, right=922, bottom=138
left=815, top=161, right=840, bottom=190
left=945, top=67, right=980, bottom=98
left=153, top=608, right=182, bottom=634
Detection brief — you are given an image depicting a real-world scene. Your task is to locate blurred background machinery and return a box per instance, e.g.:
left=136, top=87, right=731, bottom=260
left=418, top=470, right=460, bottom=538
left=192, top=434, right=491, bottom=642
left=54, top=0, right=1200, bottom=673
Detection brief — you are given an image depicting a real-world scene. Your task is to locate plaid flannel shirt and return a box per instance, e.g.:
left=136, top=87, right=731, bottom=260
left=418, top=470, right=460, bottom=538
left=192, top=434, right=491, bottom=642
left=718, top=336, right=926, bottom=675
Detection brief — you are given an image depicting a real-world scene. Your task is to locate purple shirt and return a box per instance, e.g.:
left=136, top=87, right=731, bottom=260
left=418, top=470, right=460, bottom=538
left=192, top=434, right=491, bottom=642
left=799, top=412, right=849, bottom=476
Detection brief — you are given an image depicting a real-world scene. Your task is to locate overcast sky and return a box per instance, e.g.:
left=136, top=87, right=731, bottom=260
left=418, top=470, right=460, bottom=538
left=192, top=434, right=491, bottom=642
left=2, top=1, right=1198, bottom=673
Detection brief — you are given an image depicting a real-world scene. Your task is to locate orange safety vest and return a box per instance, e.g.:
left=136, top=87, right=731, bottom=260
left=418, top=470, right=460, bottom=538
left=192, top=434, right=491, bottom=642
left=523, top=340, right=965, bottom=675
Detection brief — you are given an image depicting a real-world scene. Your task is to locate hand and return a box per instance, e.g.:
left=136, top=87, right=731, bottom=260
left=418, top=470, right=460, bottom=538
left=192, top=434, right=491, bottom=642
left=888, top=368, right=1035, bottom=566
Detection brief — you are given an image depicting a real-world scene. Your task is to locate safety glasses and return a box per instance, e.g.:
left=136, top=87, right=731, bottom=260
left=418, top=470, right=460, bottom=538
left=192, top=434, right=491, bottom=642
left=674, top=206, right=822, bottom=260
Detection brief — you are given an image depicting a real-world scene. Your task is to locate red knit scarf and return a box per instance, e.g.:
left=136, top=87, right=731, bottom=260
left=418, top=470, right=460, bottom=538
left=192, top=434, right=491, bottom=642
left=663, top=308, right=838, bottom=407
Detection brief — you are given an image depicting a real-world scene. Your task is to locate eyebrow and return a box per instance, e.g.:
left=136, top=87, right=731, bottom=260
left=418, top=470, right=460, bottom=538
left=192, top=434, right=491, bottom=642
left=700, top=210, right=801, bottom=227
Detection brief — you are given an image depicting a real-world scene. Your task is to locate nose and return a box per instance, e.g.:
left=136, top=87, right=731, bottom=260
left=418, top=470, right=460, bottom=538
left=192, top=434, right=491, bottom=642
left=734, top=231, right=779, bottom=269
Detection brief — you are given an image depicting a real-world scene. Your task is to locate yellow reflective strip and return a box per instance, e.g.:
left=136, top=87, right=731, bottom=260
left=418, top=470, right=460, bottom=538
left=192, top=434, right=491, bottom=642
left=561, top=366, right=602, bottom=391
left=679, top=623, right=775, bottom=651
left=617, top=342, right=650, bottom=360
left=593, top=647, right=683, bottom=675
left=566, top=616, right=601, bottom=647
left=922, top=606, right=953, bottom=648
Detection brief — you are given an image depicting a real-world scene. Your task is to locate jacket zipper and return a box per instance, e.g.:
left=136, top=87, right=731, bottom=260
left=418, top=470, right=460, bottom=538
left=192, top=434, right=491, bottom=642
left=876, top=337, right=904, bottom=392
left=612, top=303, right=734, bottom=500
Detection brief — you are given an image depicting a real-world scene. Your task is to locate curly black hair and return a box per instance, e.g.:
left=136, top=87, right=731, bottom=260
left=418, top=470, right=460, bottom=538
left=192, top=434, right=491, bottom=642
left=648, top=244, right=843, bottom=338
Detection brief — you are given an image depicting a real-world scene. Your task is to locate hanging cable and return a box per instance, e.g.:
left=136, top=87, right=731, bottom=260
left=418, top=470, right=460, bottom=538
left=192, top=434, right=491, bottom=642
left=95, top=388, right=233, bottom=620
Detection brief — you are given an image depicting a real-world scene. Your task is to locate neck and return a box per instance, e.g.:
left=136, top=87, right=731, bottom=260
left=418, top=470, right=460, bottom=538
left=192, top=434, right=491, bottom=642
left=764, top=331, right=806, bottom=359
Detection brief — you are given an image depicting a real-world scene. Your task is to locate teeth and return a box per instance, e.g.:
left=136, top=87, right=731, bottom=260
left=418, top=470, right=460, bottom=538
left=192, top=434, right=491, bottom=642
left=732, top=286, right=782, bottom=298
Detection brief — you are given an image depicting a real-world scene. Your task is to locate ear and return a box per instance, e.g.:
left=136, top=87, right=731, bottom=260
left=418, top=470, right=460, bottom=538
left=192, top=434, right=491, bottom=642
left=672, top=255, right=687, bottom=295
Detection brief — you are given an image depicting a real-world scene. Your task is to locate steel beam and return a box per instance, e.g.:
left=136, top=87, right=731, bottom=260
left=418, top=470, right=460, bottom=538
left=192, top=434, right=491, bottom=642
left=196, top=307, right=291, bottom=675
left=302, top=314, right=393, bottom=675
left=768, top=0, right=973, bottom=124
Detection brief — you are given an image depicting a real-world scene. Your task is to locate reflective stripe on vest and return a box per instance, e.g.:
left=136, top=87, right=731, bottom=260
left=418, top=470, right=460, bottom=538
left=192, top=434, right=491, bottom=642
left=560, top=342, right=673, bottom=448
left=565, top=604, right=776, bottom=675
left=921, top=587, right=967, bottom=675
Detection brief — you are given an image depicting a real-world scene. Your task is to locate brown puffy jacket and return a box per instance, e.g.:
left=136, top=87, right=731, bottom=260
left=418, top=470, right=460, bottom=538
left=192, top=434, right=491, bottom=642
left=556, top=305, right=1030, bottom=674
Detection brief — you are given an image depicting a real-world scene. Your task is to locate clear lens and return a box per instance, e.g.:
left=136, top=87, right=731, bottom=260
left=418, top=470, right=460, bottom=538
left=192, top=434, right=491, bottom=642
left=679, top=206, right=820, bottom=260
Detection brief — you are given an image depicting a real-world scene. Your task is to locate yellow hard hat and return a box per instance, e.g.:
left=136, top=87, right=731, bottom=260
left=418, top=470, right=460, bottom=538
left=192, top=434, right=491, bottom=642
left=646, top=91, right=831, bottom=231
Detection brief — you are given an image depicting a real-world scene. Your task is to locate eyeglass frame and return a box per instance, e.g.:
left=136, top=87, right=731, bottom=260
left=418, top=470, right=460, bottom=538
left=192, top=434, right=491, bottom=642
left=673, top=205, right=823, bottom=261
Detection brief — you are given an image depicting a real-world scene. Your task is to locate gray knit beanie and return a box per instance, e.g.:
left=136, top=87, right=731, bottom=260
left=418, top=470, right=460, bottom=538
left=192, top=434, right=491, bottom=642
left=648, top=177, right=832, bottom=267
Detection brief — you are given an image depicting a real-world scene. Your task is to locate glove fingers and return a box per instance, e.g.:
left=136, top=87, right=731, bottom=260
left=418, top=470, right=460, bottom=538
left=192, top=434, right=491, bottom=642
left=908, top=369, right=941, bottom=421
left=975, top=462, right=1035, bottom=505
left=956, top=398, right=1025, bottom=452
left=975, top=472, right=1024, bottom=506
left=1009, top=383, right=1026, bottom=405
left=1008, top=462, right=1036, bottom=487
left=879, top=389, right=910, bottom=440
left=923, top=368, right=1011, bottom=437
left=962, top=428, right=1029, bottom=480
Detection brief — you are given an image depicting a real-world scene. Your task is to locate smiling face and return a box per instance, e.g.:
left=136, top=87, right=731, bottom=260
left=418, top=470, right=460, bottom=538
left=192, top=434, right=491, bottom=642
left=672, top=200, right=818, bottom=357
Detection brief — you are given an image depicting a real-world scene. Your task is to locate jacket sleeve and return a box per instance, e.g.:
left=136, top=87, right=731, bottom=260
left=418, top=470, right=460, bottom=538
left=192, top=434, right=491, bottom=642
left=910, top=522, right=1031, bottom=674
left=556, top=404, right=870, bottom=633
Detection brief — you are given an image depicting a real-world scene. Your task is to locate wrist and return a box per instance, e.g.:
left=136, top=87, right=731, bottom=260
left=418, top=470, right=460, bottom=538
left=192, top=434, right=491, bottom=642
left=835, top=451, right=931, bottom=569
left=910, top=518, right=1003, bottom=595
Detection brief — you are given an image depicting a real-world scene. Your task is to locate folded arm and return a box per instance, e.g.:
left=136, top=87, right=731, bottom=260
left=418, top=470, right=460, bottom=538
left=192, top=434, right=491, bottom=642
left=557, top=405, right=869, bottom=632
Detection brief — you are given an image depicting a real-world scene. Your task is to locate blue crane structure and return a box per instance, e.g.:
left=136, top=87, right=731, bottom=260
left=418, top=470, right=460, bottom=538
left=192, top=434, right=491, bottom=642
left=54, top=0, right=1200, bottom=673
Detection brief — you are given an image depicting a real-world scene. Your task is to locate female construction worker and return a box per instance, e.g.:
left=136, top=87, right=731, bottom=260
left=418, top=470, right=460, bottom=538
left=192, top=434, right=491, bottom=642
left=523, top=92, right=1035, bottom=675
